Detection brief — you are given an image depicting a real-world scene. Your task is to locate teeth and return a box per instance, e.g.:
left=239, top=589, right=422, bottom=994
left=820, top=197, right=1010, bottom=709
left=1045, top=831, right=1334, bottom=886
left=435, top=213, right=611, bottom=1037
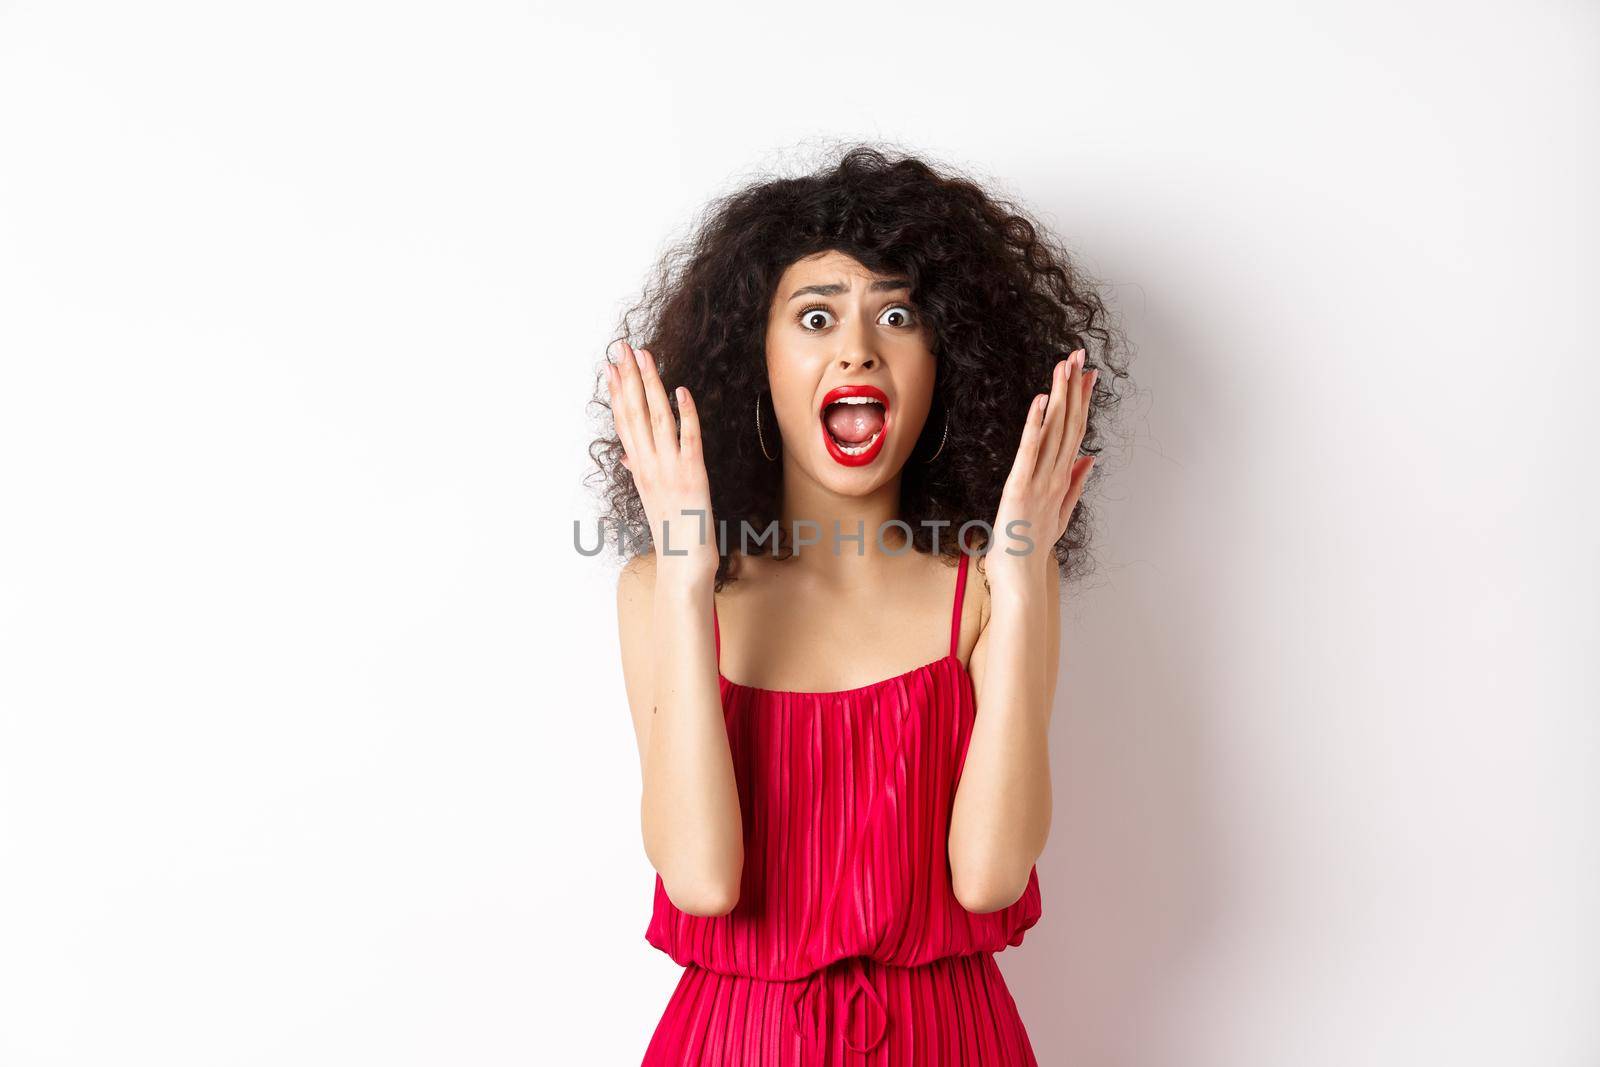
left=835, top=429, right=883, bottom=456
left=830, top=396, right=883, bottom=406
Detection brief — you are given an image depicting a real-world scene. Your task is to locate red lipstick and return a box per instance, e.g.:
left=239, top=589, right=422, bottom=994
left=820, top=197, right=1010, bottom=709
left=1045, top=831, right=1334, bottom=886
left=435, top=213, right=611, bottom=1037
left=818, top=384, right=891, bottom=468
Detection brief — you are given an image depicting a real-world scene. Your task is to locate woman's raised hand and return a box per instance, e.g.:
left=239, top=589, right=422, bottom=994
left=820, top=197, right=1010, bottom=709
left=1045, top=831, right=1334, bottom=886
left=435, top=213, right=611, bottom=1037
left=605, top=341, right=719, bottom=589
left=986, top=349, right=1098, bottom=593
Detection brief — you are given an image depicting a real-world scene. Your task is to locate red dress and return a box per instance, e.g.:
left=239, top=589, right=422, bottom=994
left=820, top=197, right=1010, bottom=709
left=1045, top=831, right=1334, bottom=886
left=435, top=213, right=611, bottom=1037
left=642, top=551, right=1043, bottom=1065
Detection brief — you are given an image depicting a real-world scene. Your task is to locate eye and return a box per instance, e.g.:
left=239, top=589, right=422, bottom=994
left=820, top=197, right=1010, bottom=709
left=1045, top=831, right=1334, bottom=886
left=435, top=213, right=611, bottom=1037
left=796, top=305, right=836, bottom=332
left=878, top=303, right=917, bottom=328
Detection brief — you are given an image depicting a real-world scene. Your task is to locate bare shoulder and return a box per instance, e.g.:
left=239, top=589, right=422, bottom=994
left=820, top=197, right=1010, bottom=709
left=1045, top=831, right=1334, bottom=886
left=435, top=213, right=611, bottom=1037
left=620, top=550, right=658, bottom=582
left=617, top=551, right=657, bottom=605
left=616, top=553, right=659, bottom=654
left=616, top=553, right=659, bottom=768
left=967, top=551, right=1000, bottom=630
left=966, top=550, right=1063, bottom=687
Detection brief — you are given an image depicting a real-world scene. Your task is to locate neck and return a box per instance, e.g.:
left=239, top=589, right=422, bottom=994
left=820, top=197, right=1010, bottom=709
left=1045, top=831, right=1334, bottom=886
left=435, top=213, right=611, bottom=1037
left=776, top=458, right=907, bottom=579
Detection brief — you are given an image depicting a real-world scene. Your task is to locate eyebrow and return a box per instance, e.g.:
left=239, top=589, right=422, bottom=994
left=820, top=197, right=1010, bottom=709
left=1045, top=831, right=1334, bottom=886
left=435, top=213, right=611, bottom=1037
left=788, top=278, right=912, bottom=301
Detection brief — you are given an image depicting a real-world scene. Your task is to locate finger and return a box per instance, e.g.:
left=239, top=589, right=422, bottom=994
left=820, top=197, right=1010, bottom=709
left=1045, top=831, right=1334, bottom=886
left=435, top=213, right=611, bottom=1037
left=609, top=368, right=632, bottom=473
left=607, top=349, right=647, bottom=467
left=1057, top=454, right=1096, bottom=527
left=1035, top=354, right=1075, bottom=473
left=604, top=360, right=629, bottom=452
left=1060, top=364, right=1096, bottom=474
left=1004, top=393, right=1049, bottom=490
left=633, top=345, right=680, bottom=456
left=1046, top=349, right=1086, bottom=480
left=676, top=386, right=705, bottom=466
left=613, top=341, right=655, bottom=464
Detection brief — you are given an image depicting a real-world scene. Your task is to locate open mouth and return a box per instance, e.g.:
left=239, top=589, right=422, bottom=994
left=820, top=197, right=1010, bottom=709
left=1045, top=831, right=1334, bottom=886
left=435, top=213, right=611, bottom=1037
left=819, top=385, right=890, bottom=467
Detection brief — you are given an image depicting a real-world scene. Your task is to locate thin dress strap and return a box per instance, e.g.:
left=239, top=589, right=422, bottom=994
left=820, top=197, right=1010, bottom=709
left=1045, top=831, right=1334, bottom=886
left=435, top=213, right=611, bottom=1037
left=949, top=549, right=970, bottom=660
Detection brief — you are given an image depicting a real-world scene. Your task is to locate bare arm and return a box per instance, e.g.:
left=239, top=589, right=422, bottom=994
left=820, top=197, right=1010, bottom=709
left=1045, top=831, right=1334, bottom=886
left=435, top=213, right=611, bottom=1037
left=607, top=341, right=743, bottom=917
left=949, top=350, right=1097, bottom=913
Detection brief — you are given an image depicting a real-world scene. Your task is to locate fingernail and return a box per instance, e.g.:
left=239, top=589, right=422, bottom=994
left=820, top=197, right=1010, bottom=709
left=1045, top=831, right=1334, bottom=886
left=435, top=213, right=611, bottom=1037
left=676, top=387, right=687, bottom=403
left=634, top=345, right=650, bottom=369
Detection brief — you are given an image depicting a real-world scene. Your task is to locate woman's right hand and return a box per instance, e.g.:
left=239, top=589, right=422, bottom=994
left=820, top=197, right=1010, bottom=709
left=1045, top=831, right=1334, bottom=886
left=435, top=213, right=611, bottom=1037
left=605, top=340, right=719, bottom=590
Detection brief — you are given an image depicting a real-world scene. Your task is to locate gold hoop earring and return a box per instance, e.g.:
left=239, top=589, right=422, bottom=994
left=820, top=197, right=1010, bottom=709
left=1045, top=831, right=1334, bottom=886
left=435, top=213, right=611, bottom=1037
left=755, top=391, right=778, bottom=462
left=926, top=410, right=949, bottom=462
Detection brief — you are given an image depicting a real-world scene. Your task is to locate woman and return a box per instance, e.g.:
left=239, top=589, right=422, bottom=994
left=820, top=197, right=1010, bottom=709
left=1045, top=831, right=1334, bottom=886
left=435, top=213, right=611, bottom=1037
left=592, top=145, right=1127, bottom=1065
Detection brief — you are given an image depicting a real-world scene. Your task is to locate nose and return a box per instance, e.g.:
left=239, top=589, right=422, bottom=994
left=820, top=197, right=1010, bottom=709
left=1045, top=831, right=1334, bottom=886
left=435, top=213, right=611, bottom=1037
left=837, top=321, right=878, bottom=372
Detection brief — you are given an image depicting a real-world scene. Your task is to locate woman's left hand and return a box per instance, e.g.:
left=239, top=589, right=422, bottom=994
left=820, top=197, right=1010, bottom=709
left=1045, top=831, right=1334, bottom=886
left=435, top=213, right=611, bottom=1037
left=984, top=349, right=1098, bottom=595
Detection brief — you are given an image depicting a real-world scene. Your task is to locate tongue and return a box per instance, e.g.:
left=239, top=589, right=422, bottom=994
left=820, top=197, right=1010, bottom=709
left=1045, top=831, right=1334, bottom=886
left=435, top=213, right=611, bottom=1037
left=824, top=403, right=885, bottom=444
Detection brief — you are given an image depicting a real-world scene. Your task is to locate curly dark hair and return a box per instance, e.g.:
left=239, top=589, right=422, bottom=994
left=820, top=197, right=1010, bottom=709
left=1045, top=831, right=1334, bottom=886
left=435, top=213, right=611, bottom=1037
left=586, top=142, right=1133, bottom=591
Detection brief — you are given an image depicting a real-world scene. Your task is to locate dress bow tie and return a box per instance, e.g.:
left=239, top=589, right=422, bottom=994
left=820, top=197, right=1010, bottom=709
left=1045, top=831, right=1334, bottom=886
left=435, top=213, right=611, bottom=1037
left=790, top=956, right=889, bottom=1054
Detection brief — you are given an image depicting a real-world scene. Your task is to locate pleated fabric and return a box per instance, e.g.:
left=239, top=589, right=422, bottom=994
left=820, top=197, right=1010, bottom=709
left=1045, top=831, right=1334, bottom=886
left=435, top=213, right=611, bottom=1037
left=641, top=952, right=1036, bottom=1066
left=643, top=551, right=1043, bottom=1065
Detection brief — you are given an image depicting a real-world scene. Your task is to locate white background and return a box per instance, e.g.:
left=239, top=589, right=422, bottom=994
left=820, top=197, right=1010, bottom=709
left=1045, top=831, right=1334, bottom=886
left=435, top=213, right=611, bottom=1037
left=1, top=2, right=1595, bottom=1064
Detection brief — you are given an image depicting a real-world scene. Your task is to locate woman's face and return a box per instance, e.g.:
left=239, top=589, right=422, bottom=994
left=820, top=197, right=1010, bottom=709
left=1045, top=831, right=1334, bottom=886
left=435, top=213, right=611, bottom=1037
left=763, top=250, right=937, bottom=496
